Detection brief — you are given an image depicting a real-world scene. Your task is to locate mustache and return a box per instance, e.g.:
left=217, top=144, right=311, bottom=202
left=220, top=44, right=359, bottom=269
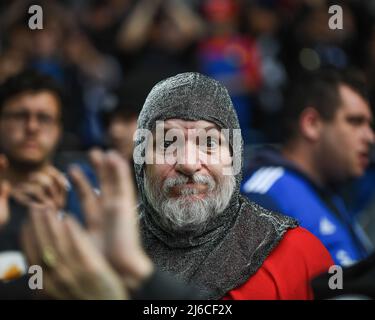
left=163, top=174, right=216, bottom=194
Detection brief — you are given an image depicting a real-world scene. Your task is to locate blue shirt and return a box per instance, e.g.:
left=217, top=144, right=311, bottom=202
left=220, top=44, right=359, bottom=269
left=242, top=148, right=372, bottom=266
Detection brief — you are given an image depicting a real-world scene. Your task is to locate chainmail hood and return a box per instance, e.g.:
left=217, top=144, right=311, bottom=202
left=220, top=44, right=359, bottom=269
left=135, top=72, right=298, bottom=299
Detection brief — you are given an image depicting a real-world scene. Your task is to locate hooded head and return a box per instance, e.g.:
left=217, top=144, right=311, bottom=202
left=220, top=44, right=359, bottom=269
left=134, top=72, right=243, bottom=246
left=135, top=74, right=298, bottom=299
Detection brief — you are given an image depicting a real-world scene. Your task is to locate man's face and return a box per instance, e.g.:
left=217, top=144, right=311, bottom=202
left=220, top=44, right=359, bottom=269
left=143, top=119, right=235, bottom=233
left=0, top=91, right=61, bottom=169
left=319, top=85, right=375, bottom=181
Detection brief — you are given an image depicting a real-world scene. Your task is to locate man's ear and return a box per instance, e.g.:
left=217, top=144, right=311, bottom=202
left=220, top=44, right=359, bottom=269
left=299, top=107, right=323, bottom=142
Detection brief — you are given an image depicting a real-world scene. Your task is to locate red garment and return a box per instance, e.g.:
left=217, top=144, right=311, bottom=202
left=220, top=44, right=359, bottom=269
left=223, top=227, right=334, bottom=300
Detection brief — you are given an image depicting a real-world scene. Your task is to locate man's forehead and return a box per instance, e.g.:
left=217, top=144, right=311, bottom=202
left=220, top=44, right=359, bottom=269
left=163, top=119, right=220, bottom=131
left=3, top=91, right=60, bottom=112
left=339, top=85, right=372, bottom=120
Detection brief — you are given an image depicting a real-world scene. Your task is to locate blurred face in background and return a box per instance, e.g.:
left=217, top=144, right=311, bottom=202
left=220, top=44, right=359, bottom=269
left=32, top=21, right=62, bottom=59
left=317, top=85, right=374, bottom=182
left=0, top=91, right=61, bottom=170
left=108, top=115, right=138, bottom=161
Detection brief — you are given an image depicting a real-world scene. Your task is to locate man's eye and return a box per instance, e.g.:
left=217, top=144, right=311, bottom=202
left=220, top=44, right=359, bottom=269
left=347, top=116, right=365, bottom=127
left=162, top=137, right=177, bottom=150
left=7, top=112, right=28, bottom=121
left=163, top=140, right=174, bottom=149
left=38, top=114, right=54, bottom=125
left=206, top=137, right=218, bottom=148
left=13, top=113, right=28, bottom=121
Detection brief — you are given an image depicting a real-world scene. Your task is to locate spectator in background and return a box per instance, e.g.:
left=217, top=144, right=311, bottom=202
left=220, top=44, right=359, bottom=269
left=78, top=0, right=132, bottom=57
left=243, top=0, right=288, bottom=143
left=0, top=71, right=67, bottom=213
left=0, top=71, right=97, bottom=285
left=0, top=0, right=124, bottom=149
left=242, top=68, right=375, bottom=266
left=0, top=70, right=66, bottom=286
left=351, top=24, right=375, bottom=243
left=197, top=0, right=263, bottom=144
left=116, top=0, right=203, bottom=75
left=101, top=90, right=142, bottom=186
left=78, top=0, right=205, bottom=148
left=104, top=94, right=140, bottom=163
left=63, top=29, right=123, bottom=148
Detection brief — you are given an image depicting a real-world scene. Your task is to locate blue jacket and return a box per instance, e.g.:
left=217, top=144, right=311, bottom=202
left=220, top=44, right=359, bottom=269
left=242, top=147, right=372, bottom=266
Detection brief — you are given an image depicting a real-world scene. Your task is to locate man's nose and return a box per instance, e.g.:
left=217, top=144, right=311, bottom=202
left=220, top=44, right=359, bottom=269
left=175, top=142, right=202, bottom=176
left=25, top=115, right=40, bottom=132
left=364, top=125, right=375, bottom=145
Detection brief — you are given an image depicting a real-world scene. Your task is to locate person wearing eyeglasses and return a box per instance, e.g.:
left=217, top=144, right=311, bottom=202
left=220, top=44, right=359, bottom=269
left=0, top=70, right=69, bottom=214
left=0, top=70, right=97, bottom=293
left=0, top=70, right=98, bottom=224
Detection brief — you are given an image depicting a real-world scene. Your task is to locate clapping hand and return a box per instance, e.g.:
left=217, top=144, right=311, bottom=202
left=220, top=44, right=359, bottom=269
left=0, top=155, right=10, bottom=228
left=21, top=150, right=153, bottom=299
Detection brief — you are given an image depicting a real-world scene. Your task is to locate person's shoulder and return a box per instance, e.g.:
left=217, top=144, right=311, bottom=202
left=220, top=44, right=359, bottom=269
left=267, top=227, right=334, bottom=276
left=243, top=166, right=310, bottom=198
left=243, top=167, right=330, bottom=225
left=225, top=226, right=333, bottom=300
left=282, top=227, right=327, bottom=249
left=242, top=166, right=286, bottom=194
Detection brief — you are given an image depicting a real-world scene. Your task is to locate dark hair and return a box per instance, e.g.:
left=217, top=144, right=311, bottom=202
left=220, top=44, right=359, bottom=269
left=0, top=70, right=64, bottom=117
left=101, top=89, right=142, bottom=130
left=281, top=68, right=369, bottom=143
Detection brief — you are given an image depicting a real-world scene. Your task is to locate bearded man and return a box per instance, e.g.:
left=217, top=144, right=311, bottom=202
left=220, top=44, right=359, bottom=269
left=134, top=72, right=333, bottom=299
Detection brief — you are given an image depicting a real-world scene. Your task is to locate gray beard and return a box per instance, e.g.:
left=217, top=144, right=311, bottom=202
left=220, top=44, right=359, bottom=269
left=144, top=171, right=235, bottom=234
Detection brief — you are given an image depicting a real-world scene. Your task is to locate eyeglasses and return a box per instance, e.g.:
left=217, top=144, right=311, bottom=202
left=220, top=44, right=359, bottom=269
left=0, top=110, right=59, bottom=129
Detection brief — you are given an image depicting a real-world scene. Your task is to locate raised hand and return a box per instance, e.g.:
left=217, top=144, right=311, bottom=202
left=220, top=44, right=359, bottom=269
left=11, top=165, right=68, bottom=211
left=69, top=150, right=153, bottom=291
left=0, top=155, right=10, bottom=227
left=21, top=204, right=127, bottom=300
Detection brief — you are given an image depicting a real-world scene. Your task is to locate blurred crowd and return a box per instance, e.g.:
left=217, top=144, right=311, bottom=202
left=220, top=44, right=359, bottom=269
left=2, top=0, right=375, bottom=148
left=1, top=0, right=375, bottom=300
left=3, top=0, right=375, bottom=230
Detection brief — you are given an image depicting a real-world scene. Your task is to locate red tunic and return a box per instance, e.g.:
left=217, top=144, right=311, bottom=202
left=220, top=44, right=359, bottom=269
left=223, top=227, right=334, bottom=300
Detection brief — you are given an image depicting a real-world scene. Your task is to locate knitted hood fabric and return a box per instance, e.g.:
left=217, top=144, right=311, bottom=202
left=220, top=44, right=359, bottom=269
left=135, top=72, right=298, bottom=299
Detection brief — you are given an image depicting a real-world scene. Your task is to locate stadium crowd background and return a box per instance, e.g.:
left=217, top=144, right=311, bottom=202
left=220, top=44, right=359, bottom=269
left=1, top=0, right=375, bottom=245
